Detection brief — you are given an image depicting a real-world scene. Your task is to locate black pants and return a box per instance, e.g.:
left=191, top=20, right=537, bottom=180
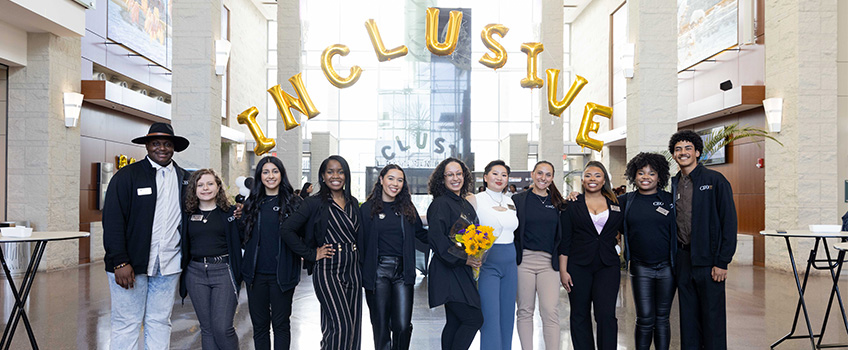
left=676, top=249, right=727, bottom=350
left=247, top=273, right=295, bottom=350
left=442, top=302, right=483, bottom=350
left=567, top=254, right=620, bottom=350
left=630, top=260, right=675, bottom=350
left=365, top=256, right=413, bottom=350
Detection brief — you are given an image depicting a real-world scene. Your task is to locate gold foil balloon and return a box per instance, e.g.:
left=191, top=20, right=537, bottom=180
left=321, top=44, right=363, bottom=89
left=425, top=8, right=463, bottom=56
left=547, top=70, right=588, bottom=117
left=267, top=73, right=320, bottom=131
left=479, top=24, right=509, bottom=70
left=575, top=102, right=613, bottom=152
left=520, top=43, right=544, bottom=89
left=237, top=106, right=276, bottom=156
left=116, top=155, right=128, bottom=169
left=128, top=157, right=136, bottom=165
left=364, top=19, right=408, bottom=62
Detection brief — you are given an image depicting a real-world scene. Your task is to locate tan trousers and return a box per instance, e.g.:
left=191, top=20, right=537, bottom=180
left=516, top=250, right=561, bottom=349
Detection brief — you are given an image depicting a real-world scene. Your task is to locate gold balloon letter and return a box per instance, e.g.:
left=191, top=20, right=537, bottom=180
left=520, top=43, right=544, bottom=89
left=237, top=107, right=276, bottom=156
left=575, top=103, right=613, bottom=152
left=479, top=24, right=509, bottom=70
left=267, top=73, right=320, bottom=131
left=425, top=8, right=463, bottom=56
left=547, top=70, right=588, bottom=117
left=321, top=44, right=363, bottom=89
left=365, top=19, right=408, bottom=62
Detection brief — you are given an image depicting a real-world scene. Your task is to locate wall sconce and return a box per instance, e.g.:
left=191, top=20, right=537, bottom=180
left=619, top=43, right=635, bottom=78
left=763, top=97, right=783, bottom=133
left=215, top=39, right=232, bottom=76
left=236, top=143, right=246, bottom=162
left=63, top=92, right=84, bottom=128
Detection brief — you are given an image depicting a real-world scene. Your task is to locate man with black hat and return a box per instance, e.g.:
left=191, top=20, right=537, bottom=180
left=103, top=122, right=191, bottom=349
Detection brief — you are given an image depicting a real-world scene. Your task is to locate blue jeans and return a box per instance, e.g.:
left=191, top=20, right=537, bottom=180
left=186, top=261, right=238, bottom=349
left=478, top=243, right=517, bottom=350
left=107, top=264, right=179, bottom=350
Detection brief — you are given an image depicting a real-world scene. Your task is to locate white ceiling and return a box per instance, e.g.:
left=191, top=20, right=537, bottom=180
left=563, top=0, right=593, bottom=24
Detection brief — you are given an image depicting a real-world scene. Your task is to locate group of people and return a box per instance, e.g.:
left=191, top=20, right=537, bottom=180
left=103, top=123, right=737, bottom=350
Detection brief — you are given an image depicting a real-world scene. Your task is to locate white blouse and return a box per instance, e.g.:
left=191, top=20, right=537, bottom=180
left=474, top=189, right=519, bottom=244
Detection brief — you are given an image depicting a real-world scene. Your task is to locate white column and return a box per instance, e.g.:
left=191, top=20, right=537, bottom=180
left=538, top=0, right=565, bottom=179
left=276, top=0, right=304, bottom=186
left=500, top=133, right=529, bottom=171
left=310, top=132, right=339, bottom=187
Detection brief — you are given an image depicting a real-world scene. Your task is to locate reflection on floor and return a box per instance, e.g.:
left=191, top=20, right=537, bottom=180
left=2, top=260, right=848, bottom=349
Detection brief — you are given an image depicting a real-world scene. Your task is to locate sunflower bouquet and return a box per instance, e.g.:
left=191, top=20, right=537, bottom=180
left=448, top=222, right=498, bottom=280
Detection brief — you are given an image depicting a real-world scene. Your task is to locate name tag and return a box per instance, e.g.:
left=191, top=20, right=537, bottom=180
left=137, top=187, right=152, bottom=196
left=610, top=205, right=621, bottom=212
left=507, top=204, right=516, bottom=210
left=656, top=207, right=669, bottom=216
left=190, top=214, right=203, bottom=221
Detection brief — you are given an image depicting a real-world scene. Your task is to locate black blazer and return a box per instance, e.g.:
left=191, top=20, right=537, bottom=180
left=241, top=197, right=302, bottom=292
left=179, top=206, right=244, bottom=300
left=426, top=192, right=480, bottom=309
left=103, top=157, right=191, bottom=273
left=358, top=201, right=428, bottom=291
left=560, top=194, right=624, bottom=267
left=512, top=190, right=563, bottom=270
left=280, top=195, right=361, bottom=275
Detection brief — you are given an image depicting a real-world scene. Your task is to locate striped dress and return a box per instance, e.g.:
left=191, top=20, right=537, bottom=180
left=314, top=200, right=362, bottom=350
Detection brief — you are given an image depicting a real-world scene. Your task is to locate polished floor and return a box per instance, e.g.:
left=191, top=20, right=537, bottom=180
left=2, top=258, right=848, bottom=349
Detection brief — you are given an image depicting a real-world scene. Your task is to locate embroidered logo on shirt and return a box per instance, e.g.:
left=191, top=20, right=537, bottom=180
left=273, top=206, right=280, bottom=212
left=228, top=216, right=235, bottom=222
left=699, top=185, right=713, bottom=191
left=183, top=180, right=189, bottom=185
left=653, top=201, right=664, bottom=207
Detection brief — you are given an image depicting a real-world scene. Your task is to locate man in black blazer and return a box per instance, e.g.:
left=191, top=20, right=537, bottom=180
left=103, top=123, right=191, bottom=350
left=669, top=130, right=737, bottom=350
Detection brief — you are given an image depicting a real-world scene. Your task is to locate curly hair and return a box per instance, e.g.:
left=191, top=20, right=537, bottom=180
left=428, top=157, right=474, bottom=198
left=668, top=130, right=703, bottom=160
left=583, top=161, right=618, bottom=204
left=366, top=164, right=418, bottom=223
left=184, top=169, right=231, bottom=213
left=240, top=157, right=299, bottom=244
left=625, top=152, right=670, bottom=190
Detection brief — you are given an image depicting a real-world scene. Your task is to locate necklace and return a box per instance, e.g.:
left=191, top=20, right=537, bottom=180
left=200, top=209, right=214, bottom=224
left=534, top=191, right=549, bottom=206
left=485, top=190, right=507, bottom=212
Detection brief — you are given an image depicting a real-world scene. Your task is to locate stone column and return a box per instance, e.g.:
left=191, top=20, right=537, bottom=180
left=171, top=0, right=223, bottom=171
left=764, top=0, right=838, bottom=271
left=625, top=0, right=678, bottom=159
left=7, top=33, right=81, bottom=270
left=310, top=132, right=339, bottom=187
left=538, top=0, right=564, bottom=180
left=276, top=0, right=303, bottom=187
left=499, top=134, right=528, bottom=171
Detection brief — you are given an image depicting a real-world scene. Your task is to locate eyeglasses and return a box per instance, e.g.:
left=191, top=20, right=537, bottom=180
left=444, top=172, right=463, bottom=179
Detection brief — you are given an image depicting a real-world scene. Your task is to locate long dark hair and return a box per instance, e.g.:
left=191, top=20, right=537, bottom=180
left=317, top=155, right=354, bottom=203
left=532, top=160, right=566, bottom=210
left=428, top=157, right=474, bottom=198
left=184, top=168, right=231, bottom=213
left=299, top=182, right=312, bottom=198
left=240, top=157, right=299, bottom=243
left=583, top=160, right=618, bottom=203
left=366, top=164, right=418, bottom=223
left=482, top=160, right=510, bottom=192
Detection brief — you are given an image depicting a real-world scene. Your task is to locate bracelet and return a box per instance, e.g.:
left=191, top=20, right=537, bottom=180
left=114, top=262, right=129, bottom=270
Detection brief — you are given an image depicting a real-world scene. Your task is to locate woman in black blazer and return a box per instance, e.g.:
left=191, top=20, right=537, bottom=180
left=560, top=161, right=624, bottom=350
left=179, top=168, right=244, bottom=349
left=426, top=157, right=482, bottom=350
left=240, top=156, right=301, bottom=350
left=359, top=164, right=428, bottom=350
left=281, top=155, right=362, bottom=350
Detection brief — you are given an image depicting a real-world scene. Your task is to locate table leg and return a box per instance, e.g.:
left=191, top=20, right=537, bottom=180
left=772, top=236, right=818, bottom=349
left=816, top=240, right=848, bottom=349
left=0, top=241, right=46, bottom=350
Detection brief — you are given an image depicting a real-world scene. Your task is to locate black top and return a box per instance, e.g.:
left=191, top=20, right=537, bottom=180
left=671, top=164, right=737, bottom=269
left=179, top=206, right=244, bottom=300
left=188, top=209, right=227, bottom=257
left=512, top=190, right=563, bottom=270
left=626, top=193, right=672, bottom=264
left=426, top=191, right=480, bottom=309
left=240, top=195, right=302, bottom=291
left=257, top=196, right=280, bottom=274
left=103, top=156, right=190, bottom=273
left=358, top=201, right=428, bottom=291
left=376, top=202, right=403, bottom=257
left=523, top=192, right=559, bottom=254
left=560, top=195, right=624, bottom=267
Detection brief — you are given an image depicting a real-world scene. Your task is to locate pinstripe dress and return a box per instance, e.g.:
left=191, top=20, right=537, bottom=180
left=314, top=200, right=362, bottom=350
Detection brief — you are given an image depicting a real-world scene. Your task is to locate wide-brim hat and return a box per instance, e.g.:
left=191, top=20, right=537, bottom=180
left=131, top=122, right=190, bottom=152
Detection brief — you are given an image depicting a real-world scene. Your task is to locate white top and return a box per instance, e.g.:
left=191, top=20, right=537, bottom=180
left=474, top=189, right=519, bottom=244
left=147, top=157, right=182, bottom=277
left=590, top=210, right=609, bottom=235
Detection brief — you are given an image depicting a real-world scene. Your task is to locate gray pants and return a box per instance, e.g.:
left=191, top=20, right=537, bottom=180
left=186, top=260, right=239, bottom=350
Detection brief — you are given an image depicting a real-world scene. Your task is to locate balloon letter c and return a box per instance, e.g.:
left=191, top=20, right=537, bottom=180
left=321, top=44, right=363, bottom=88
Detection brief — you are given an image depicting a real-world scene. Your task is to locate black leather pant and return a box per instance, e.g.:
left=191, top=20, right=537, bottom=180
left=364, top=256, right=413, bottom=350
left=630, top=260, right=675, bottom=350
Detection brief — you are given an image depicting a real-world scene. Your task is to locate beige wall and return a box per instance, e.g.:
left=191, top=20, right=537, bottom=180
left=838, top=1, right=848, bottom=218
